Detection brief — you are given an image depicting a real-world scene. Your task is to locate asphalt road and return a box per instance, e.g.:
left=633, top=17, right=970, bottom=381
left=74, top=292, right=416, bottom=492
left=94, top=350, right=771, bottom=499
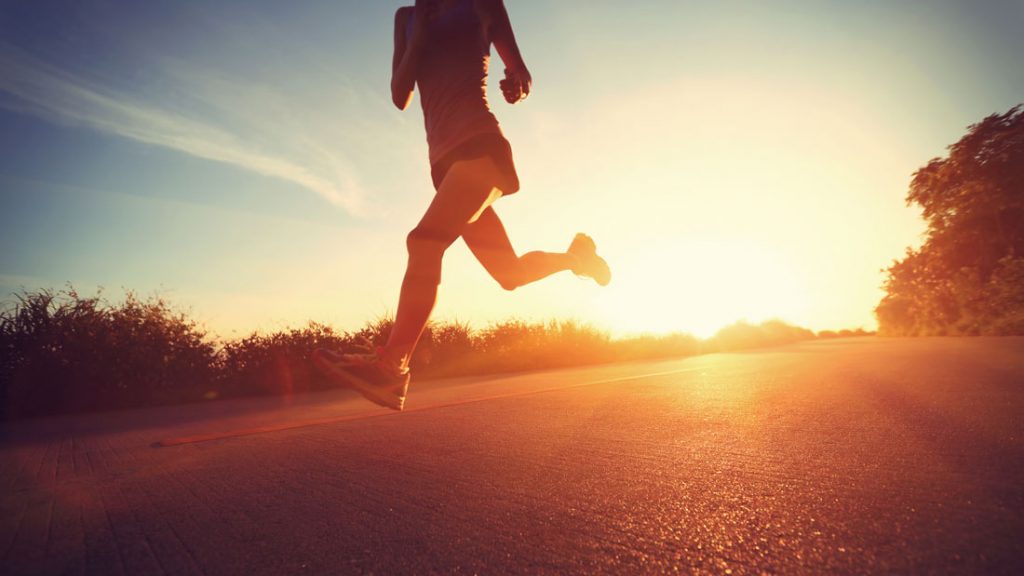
left=2, top=337, right=1023, bottom=574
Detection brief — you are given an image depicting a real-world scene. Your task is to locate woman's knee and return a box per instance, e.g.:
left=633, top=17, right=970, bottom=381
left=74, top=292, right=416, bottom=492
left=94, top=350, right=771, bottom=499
left=492, top=260, right=525, bottom=291
left=404, top=228, right=447, bottom=286
left=406, top=225, right=455, bottom=259
left=497, top=276, right=520, bottom=291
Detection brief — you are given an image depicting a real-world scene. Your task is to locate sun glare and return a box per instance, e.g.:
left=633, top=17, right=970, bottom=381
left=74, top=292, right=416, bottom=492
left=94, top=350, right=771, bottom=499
left=597, top=240, right=809, bottom=338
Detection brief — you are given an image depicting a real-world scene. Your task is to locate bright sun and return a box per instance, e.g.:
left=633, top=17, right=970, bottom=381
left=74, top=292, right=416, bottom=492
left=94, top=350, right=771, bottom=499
left=594, top=240, right=810, bottom=338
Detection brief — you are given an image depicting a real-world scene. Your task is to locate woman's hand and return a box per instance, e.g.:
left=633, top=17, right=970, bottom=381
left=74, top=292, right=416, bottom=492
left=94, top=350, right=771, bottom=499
left=488, top=0, right=531, bottom=104
left=500, top=66, right=532, bottom=104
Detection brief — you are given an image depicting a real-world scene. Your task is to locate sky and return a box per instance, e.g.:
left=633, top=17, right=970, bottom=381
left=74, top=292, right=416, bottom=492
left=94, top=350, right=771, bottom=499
left=1, top=0, right=1022, bottom=339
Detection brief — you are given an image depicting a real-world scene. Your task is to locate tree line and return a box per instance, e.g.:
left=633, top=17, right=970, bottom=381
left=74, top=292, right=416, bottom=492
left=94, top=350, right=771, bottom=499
left=876, top=105, right=1024, bottom=336
left=1, top=287, right=847, bottom=419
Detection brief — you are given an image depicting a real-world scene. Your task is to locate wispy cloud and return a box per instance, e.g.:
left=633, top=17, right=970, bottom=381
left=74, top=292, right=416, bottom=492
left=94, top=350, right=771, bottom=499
left=0, top=42, right=367, bottom=214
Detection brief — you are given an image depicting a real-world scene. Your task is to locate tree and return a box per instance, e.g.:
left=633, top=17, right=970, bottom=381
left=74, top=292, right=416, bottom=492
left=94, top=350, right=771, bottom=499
left=876, top=105, right=1024, bottom=335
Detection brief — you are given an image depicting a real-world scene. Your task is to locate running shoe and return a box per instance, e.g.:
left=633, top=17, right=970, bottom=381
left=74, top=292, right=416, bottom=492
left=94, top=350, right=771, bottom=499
left=568, top=233, right=611, bottom=286
left=312, top=347, right=410, bottom=411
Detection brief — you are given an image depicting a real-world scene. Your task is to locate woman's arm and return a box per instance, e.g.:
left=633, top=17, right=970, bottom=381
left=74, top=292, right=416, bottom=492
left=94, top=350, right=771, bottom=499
left=391, top=5, right=426, bottom=110
left=484, top=0, right=531, bottom=104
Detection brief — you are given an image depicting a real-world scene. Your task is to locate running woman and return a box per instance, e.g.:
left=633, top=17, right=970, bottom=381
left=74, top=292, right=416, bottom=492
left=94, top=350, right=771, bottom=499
left=314, top=0, right=610, bottom=410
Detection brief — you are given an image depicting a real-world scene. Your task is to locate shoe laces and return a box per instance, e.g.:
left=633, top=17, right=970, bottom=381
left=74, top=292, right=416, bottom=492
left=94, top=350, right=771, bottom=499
left=341, top=336, right=408, bottom=377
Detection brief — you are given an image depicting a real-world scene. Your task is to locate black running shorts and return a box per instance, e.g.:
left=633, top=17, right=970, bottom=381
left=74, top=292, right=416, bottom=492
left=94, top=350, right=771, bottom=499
left=430, top=132, right=520, bottom=194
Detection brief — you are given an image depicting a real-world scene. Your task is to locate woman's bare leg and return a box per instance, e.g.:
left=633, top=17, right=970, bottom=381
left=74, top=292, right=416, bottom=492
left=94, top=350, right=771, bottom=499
left=382, top=157, right=505, bottom=370
left=462, top=207, right=578, bottom=290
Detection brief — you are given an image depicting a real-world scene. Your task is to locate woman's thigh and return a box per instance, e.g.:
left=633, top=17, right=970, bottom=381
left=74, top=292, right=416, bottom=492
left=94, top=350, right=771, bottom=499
left=414, top=156, right=505, bottom=246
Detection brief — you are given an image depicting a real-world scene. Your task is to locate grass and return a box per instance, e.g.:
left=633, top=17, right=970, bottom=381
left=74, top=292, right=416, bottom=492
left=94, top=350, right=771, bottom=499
left=0, top=287, right=868, bottom=420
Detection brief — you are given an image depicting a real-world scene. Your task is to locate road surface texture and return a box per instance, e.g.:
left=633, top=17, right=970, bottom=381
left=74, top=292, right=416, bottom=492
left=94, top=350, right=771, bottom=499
left=2, top=337, right=1023, bottom=574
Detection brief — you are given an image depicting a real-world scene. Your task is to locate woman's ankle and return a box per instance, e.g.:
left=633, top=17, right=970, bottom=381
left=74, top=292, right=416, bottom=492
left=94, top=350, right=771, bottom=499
left=377, top=345, right=411, bottom=375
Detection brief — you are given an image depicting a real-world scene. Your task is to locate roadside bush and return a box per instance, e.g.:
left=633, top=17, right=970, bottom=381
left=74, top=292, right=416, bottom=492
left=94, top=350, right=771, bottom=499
left=0, top=287, right=217, bottom=418
left=817, top=328, right=873, bottom=339
left=414, top=320, right=478, bottom=377
left=612, top=332, right=702, bottom=361
left=1, top=287, right=838, bottom=420
left=216, top=322, right=347, bottom=400
left=706, top=319, right=816, bottom=352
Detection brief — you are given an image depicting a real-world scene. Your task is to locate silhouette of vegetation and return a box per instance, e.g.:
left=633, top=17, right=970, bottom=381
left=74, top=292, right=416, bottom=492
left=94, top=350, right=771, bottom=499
left=706, top=319, right=815, bottom=351
left=0, top=287, right=217, bottom=418
left=2, top=287, right=843, bottom=420
left=217, top=322, right=346, bottom=399
left=877, top=104, right=1024, bottom=335
left=816, top=328, right=873, bottom=340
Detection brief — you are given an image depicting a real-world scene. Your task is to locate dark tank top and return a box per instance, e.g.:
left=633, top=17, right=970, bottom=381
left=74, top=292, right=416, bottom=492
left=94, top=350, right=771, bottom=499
left=407, top=0, right=504, bottom=166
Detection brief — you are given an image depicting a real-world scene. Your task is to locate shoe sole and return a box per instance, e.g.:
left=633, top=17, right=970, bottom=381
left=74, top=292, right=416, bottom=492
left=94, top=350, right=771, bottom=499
left=312, top=353, right=406, bottom=411
left=593, top=256, right=611, bottom=286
